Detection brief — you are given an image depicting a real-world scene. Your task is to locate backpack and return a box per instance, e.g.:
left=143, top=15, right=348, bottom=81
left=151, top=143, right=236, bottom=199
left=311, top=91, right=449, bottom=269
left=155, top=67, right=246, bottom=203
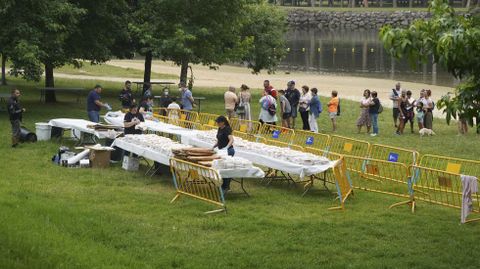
left=264, top=96, right=276, bottom=116
left=378, top=103, right=384, bottom=114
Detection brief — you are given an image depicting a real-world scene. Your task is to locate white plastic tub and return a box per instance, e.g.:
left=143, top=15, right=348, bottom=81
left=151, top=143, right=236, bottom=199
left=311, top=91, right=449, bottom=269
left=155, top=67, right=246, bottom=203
left=35, top=122, right=52, bottom=141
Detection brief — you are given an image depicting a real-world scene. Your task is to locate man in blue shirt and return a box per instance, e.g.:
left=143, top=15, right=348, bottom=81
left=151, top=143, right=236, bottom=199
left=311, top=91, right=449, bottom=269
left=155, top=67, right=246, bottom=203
left=86, top=84, right=109, bottom=123
left=179, top=82, right=194, bottom=111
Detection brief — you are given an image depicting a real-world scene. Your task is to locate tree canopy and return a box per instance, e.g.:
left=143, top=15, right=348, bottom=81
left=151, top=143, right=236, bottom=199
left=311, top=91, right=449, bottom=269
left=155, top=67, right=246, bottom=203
left=380, top=0, right=480, bottom=132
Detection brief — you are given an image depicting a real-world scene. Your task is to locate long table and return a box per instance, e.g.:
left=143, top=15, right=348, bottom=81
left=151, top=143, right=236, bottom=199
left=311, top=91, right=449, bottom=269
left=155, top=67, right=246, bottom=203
left=48, top=118, right=121, bottom=144
left=104, top=111, right=336, bottom=178
left=111, top=137, right=265, bottom=187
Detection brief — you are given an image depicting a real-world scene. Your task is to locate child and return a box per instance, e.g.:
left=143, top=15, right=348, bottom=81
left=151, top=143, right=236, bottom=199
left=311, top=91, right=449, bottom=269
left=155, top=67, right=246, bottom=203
left=278, top=90, right=292, bottom=128
left=416, top=102, right=424, bottom=131
left=327, top=91, right=339, bottom=132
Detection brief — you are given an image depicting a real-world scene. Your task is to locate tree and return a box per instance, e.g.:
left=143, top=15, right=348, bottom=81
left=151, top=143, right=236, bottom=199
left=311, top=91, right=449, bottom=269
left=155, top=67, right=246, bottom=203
left=157, top=0, right=287, bottom=85
left=3, top=0, right=131, bottom=102
left=380, top=0, right=480, bottom=133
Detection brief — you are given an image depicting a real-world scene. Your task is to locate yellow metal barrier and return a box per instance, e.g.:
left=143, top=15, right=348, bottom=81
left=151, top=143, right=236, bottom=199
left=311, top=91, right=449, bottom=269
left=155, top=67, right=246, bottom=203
left=230, top=118, right=262, bottom=135
left=152, top=107, right=168, bottom=117
left=369, top=143, right=419, bottom=166
left=233, top=130, right=265, bottom=143
left=265, top=139, right=304, bottom=152
left=419, top=154, right=480, bottom=179
left=198, top=112, right=220, bottom=129
left=170, top=158, right=226, bottom=214
left=258, top=124, right=295, bottom=144
left=410, top=165, right=480, bottom=223
left=328, top=135, right=370, bottom=157
left=329, top=157, right=354, bottom=211
left=292, top=130, right=330, bottom=151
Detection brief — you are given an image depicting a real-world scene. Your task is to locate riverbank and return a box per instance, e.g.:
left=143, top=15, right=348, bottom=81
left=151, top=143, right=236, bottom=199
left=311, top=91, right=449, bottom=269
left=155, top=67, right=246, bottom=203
left=107, top=59, right=453, bottom=118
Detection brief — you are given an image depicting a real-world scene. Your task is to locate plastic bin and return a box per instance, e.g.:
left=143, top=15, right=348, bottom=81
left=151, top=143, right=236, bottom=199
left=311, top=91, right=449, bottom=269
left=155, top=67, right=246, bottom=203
left=35, top=122, right=51, bottom=141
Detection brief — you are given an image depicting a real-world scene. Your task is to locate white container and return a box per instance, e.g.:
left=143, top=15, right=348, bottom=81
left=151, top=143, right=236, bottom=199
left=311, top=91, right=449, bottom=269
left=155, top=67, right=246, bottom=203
left=122, top=156, right=139, bottom=171
left=35, top=122, right=51, bottom=141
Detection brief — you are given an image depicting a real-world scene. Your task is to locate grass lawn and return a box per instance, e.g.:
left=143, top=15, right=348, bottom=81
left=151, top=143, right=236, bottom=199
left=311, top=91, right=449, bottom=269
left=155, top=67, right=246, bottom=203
left=56, top=61, right=178, bottom=80
left=0, top=76, right=479, bottom=269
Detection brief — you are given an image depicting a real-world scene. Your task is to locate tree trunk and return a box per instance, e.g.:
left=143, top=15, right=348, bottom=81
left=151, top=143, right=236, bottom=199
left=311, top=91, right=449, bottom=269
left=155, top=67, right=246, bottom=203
left=393, top=0, right=397, bottom=7
left=143, top=50, right=152, bottom=94
left=180, top=60, right=189, bottom=85
left=1, top=53, right=6, bottom=86
left=44, top=63, right=56, bottom=103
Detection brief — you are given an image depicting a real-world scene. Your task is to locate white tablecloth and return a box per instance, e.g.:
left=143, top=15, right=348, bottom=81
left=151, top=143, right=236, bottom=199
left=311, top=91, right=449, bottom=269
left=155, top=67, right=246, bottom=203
left=181, top=135, right=336, bottom=178
left=111, top=137, right=265, bottom=179
left=48, top=118, right=116, bottom=139
left=104, top=111, right=199, bottom=138
left=105, top=111, right=335, bottom=178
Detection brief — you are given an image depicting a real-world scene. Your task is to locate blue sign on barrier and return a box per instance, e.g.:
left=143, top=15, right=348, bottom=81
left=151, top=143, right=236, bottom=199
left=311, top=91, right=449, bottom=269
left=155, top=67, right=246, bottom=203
left=306, top=136, right=314, bottom=145
left=272, top=130, right=280, bottom=139
left=388, top=152, right=399, bottom=162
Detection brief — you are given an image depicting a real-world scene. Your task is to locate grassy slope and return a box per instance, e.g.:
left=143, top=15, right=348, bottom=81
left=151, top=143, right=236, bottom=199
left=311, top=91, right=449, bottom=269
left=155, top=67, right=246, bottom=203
left=56, top=62, right=178, bottom=80
left=0, top=76, right=479, bottom=269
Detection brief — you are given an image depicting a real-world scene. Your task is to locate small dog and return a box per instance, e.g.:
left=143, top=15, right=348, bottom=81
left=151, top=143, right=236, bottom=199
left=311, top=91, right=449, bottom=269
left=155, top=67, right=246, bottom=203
left=419, top=128, right=436, bottom=136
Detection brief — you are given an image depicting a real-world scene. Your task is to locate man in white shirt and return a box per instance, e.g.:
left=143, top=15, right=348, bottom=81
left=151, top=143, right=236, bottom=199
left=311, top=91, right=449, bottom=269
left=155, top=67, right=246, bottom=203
left=389, top=82, right=402, bottom=128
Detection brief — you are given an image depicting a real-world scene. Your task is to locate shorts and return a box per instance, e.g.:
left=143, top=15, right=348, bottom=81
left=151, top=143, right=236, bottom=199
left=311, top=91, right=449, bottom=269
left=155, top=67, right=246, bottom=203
left=291, top=106, right=298, bottom=118
left=282, top=113, right=291, bottom=120
left=416, top=115, right=424, bottom=124
left=329, top=112, right=337, bottom=119
left=393, top=108, right=400, bottom=119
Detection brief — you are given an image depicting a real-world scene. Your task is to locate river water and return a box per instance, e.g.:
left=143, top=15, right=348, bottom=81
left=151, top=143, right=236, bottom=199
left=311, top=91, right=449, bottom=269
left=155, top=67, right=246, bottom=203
left=281, top=28, right=458, bottom=87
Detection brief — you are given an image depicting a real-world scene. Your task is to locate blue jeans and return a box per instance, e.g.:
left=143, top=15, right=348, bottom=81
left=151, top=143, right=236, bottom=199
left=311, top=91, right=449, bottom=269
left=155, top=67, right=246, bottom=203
left=221, top=147, right=235, bottom=190
left=88, top=110, right=100, bottom=123
left=370, top=113, right=379, bottom=134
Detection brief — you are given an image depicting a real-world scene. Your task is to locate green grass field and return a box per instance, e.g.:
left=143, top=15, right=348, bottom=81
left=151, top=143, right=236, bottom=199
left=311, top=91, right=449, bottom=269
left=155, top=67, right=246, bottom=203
left=0, top=76, right=479, bottom=269
left=56, top=62, right=178, bottom=80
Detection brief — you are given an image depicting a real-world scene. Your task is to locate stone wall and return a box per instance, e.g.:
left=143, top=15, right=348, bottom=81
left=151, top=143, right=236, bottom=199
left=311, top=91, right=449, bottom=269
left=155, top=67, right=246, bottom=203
left=287, top=10, right=431, bottom=29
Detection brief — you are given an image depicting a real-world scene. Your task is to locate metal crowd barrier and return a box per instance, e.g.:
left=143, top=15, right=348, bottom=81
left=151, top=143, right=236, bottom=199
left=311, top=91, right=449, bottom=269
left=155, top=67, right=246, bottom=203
left=170, top=158, right=226, bottom=214
left=410, top=165, right=480, bottom=223
left=292, top=130, right=330, bottom=151
left=419, top=154, right=480, bottom=179
left=230, top=118, right=262, bottom=135
left=328, top=135, right=370, bottom=158
left=369, top=143, right=419, bottom=166
left=258, top=124, right=295, bottom=144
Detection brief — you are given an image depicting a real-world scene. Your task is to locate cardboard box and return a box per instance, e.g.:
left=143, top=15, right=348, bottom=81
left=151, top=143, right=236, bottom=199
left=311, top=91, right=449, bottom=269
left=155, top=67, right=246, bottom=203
left=122, top=156, right=139, bottom=171
left=89, top=149, right=111, bottom=169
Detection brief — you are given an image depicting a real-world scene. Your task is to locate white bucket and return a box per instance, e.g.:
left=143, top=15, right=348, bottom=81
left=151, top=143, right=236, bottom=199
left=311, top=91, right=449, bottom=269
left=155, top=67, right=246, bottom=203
left=35, top=122, right=52, bottom=141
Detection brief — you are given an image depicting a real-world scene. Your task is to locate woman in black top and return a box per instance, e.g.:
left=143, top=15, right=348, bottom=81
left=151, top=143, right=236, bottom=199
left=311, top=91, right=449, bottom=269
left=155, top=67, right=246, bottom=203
left=124, top=105, right=145, bottom=135
left=396, top=90, right=408, bottom=135
left=212, top=116, right=234, bottom=192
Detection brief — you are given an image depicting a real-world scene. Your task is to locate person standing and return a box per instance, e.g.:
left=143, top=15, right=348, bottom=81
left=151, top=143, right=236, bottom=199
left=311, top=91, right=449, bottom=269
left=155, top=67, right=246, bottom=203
left=405, top=90, right=415, bottom=133
left=119, top=80, right=134, bottom=109
left=285, top=81, right=300, bottom=129
left=264, top=80, right=277, bottom=99
left=212, top=116, right=235, bottom=193
left=87, top=84, right=109, bottom=123
left=396, top=90, right=408, bottom=135
left=308, top=88, right=322, bottom=133
left=390, top=82, right=402, bottom=128
left=138, top=96, right=154, bottom=115
left=278, top=90, right=292, bottom=128
left=124, top=105, right=145, bottom=135
left=327, top=91, right=339, bottom=132
left=224, top=86, right=238, bottom=120
left=237, top=84, right=252, bottom=122
left=423, top=89, right=434, bottom=130
left=356, top=89, right=371, bottom=134
left=179, top=82, right=194, bottom=111
left=258, top=89, right=277, bottom=125
left=299, top=85, right=311, bottom=130
left=159, top=88, right=173, bottom=116
left=143, top=83, right=153, bottom=99
left=369, top=91, right=381, bottom=137
left=7, top=89, right=25, bottom=148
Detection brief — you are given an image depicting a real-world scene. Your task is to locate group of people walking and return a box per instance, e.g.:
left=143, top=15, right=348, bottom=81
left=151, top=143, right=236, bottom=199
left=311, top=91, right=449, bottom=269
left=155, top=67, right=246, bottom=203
left=356, top=82, right=435, bottom=136
left=224, top=80, right=340, bottom=133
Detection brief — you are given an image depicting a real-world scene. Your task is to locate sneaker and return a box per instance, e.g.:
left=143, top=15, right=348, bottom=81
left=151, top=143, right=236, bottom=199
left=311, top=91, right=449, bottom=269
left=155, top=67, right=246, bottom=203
left=370, top=133, right=377, bottom=137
